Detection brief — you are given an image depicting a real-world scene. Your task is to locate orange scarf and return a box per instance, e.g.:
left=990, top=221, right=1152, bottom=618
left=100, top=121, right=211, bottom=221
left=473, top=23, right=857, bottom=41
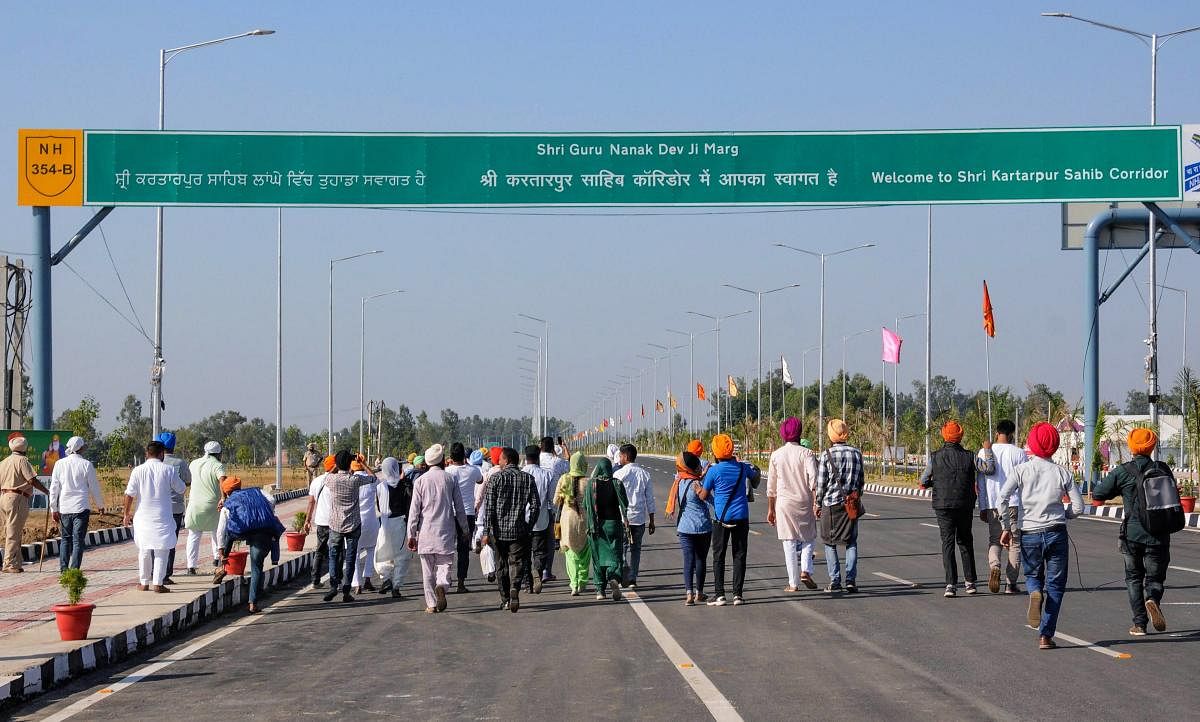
left=666, top=454, right=703, bottom=516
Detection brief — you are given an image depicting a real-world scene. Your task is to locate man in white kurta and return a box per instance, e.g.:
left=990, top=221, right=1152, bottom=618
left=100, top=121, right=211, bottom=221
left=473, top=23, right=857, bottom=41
left=185, top=441, right=226, bottom=573
left=406, top=444, right=466, bottom=613
left=767, top=418, right=820, bottom=591
left=352, top=456, right=380, bottom=593
left=123, top=441, right=186, bottom=592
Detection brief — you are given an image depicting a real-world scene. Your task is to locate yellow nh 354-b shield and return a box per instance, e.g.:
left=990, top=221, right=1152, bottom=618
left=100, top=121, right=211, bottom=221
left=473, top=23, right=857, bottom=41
left=17, top=129, right=83, bottom=205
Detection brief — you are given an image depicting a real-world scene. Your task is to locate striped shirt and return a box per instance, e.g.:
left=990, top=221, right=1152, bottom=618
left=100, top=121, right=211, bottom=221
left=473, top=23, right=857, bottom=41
left=816, top=443, right=864, bottom=507
left=323, top=471, right=376, bottom=534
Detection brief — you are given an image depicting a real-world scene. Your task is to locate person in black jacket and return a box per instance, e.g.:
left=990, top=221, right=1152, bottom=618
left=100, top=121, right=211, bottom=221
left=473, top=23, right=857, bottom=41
left=919, top=420, right=979, bottom=598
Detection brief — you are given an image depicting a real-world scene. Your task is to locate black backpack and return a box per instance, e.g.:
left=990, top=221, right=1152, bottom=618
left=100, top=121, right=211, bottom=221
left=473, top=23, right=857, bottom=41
left=387, top=479, right=413, bottom=518
left=1124, top=460, right=1185, bottom=536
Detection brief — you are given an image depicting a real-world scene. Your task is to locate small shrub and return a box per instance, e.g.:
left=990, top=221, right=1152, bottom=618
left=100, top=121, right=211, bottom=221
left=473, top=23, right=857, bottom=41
left=291, top=511, right=307, bottom=533
left=59, top=568, right=88, bottom=606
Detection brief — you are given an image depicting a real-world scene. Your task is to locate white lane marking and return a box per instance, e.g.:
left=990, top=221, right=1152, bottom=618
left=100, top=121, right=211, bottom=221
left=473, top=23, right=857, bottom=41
left=623, top=592, right=743, bottom=722
left=873, top=571, right=920, bottom=588
left=748, top=529, right=762, bottom=536
left=1049, top=631, right=1132, bottom=659
left=919, top=522, right=939, bottom=529
left=1163, top=602, right=1200, bottom=606
left=864, top=512, right=880, bottom=518
left=39, top=586, right=311, bottom=721
left=1169, top=565, right=1200, bottom=575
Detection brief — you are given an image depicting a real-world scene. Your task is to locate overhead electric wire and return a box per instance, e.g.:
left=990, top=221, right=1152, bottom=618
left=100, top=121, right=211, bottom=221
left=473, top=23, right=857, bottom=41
left=60, top=260, right=153, bottom=346
left=98, top=222, right=149, bottom=339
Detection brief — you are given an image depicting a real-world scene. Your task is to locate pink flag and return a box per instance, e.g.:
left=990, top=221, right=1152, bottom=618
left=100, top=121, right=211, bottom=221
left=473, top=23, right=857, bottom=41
left=881, top=327, right=902, bottom=364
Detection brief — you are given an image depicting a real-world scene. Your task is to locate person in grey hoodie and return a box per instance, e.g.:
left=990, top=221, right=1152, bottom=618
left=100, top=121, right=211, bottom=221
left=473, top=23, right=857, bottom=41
left=998, top=422, right=1083, bottom=650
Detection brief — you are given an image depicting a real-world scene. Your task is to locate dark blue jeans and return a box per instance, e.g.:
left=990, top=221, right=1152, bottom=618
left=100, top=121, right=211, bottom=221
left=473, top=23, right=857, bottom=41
left=248, top=539, right=270, bottom=604
left=1020, top=526, right=1069, bottom=638
left=328, top=527, right=361, bottom=593
left=59, top=510, right=90, bottom=571
left=679, top=532, right=710, bottom=595
left=628, top=524, right=646, bottom=583
left=1120, top=537, right=1170, bottom=627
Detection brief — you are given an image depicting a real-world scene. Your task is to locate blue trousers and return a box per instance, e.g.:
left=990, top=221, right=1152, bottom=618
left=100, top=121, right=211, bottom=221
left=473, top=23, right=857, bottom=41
left=248, top=539, right=270, bottom=604
left=59, top=510, right=90, bottom=571
left=1020, top=526, right=1069, bottom=638
left=328, top=528, right=361, bottom=593
left=628, top=524, right=646, bottom=583
left=679, top=532, right=710, bottom=594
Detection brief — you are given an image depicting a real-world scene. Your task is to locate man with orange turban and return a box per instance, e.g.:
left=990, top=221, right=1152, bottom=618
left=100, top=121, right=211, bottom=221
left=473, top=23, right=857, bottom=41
left=815, top=419, right=865, bottom=594
left=701, top=433, right=761, bottom=606
left=997, top=422, right=1083, bottom=650
left=1093, top=427, right=1178, bottom=636
left=303, top=454, right=337, bottom=589
left=918, top=420, right=980, bottom=597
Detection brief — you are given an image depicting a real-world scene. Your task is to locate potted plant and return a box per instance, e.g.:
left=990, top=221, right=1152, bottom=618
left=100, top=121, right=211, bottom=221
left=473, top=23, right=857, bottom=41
left=51, top=568, right=94, bottom=641
left=284, top=511, right=307, bottom=552
left=1179, top=479, right=1197, bottom=514
left=224, top=541, right=249, bottom=576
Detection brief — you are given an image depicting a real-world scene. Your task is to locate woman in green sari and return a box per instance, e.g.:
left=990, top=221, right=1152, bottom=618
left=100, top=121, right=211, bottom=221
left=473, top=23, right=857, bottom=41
left=554, top=451, right=591, bottom=596
left=583, top=457, right=630, bottom=601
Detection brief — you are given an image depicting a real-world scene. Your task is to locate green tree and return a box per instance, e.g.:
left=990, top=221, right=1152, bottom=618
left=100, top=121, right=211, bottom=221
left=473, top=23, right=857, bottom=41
left=117, top=395, right=152, bottom=444
left=55, top=396, right=101, bottom=441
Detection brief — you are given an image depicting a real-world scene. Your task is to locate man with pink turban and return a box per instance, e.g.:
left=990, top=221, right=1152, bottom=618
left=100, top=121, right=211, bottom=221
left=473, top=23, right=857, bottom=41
left=997, top=422, right=1083, bottom=650
left=767, top=417, right=819, bottom=591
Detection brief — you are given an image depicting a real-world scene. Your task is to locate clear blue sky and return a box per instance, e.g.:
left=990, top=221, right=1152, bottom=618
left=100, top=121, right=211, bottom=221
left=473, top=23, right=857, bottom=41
left=1, top=1, right=1197, bottom=434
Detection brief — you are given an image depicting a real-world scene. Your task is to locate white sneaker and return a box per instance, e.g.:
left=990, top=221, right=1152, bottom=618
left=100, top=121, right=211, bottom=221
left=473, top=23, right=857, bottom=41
left=732, top=596, right=745, bottom=606
left=707, top=596, right=728, bottom=607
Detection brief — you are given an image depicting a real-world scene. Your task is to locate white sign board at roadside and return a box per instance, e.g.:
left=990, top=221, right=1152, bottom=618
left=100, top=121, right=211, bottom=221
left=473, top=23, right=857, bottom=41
left=1183, top=123, right=1200, bottom=201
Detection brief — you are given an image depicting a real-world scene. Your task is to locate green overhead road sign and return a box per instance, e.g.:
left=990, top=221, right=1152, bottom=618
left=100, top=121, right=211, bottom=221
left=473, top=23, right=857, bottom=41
left=81, top=126, right=1182, bottom=207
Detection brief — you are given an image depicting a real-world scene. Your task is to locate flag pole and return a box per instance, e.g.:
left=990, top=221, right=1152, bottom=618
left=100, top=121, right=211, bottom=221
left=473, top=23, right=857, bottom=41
left=984, top=333, right=994, bottom=442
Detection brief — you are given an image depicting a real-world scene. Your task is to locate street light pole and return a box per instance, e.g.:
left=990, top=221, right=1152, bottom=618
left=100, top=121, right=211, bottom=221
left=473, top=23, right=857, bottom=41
left=329, top=250, right=383, bottom=453
left=1156, top=284, right=1188, bottom=469
left=667, top=328, right=712, bottom=436
left=894, top=312, right=925, bottom=464
left=360, top=289, right=403, bottom=451
left=153, top=28, right=275, bottom=437
left=515, top=330, right=543, bottom=437
left=519, top=314, right=550, bottom=436
left=776, top=243, right=874, bottom=449
left=1043, top=11, right=1200, bottom=459
left=688, top=310, right=752, bottom=436
left=841, top=329, right=873, bottom=420
left=723, top=283, right=802, bottom=424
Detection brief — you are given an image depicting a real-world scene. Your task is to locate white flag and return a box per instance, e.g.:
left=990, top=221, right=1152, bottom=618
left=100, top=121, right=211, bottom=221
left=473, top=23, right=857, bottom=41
left=781, top=355, right=794, bottom=386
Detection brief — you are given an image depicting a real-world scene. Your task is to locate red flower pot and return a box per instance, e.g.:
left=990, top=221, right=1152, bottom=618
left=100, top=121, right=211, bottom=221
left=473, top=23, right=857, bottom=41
left=224, top=550, right=249, bottom=576
left=1091, top=499, right=1105, bottom=507
left=51, top=603, right=95, bottom=641
left=284, top=531, right=306, bottom=552
left=1181, top=496, right=1196, bottom=514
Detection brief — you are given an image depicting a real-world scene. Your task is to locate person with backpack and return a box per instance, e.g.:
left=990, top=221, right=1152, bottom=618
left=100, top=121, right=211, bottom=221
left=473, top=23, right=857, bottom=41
left=373, top=457, right=412, bottom=598
left=213, top=477, right=284, bottom=613
left=1092, top=427, right=1181, bottom=636
left=703, top=433, right=761, bottom=606
left=997, top=422, right=1083, bottom=650
left=670, top=451, right=712, bottom=605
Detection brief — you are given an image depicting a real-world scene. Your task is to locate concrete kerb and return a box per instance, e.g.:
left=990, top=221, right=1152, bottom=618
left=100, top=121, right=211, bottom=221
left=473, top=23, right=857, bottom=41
left=2, top=487, right=308, bottom=566
left=0, top=547, right=315, bottom=711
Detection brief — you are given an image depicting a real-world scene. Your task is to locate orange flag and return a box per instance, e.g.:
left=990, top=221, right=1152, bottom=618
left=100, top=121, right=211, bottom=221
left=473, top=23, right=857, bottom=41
left=669, top=393, right=677, bottom=409
left=983, top=280, right=996, bottom=338
left=696, top=382, right=707, bottom=401
left=728, top=375, right=739, bottom=398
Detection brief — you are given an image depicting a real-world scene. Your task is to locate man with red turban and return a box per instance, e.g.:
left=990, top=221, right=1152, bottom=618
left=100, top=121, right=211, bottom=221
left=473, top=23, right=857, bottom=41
left=919, top=420, right=980, bottom=598
left=997, top=422, right=1083, bottom=650
left=1092, top=427, right=1177, bottom=636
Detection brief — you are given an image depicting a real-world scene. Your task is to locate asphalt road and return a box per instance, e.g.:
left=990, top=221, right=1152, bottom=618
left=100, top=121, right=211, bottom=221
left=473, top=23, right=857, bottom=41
left=13, top=455, right=1200, bottom=721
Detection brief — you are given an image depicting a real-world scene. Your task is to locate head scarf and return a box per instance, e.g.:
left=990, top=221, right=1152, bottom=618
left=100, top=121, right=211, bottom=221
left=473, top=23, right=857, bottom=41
left=156, top=432, right=176, bottom=452
left=65, top=436, right=86, bottom=454
left=425, top=444, right=445, bottom=466
left=407, top=452, right=417, bottom=464
left=686, top=439, right=704, bottom=456
left=567, top=451, right=588, bottom=478
left=322, top=454, right=336, bottom=473
left=204, top=441, right=222, bottom=456
left=413, top=455, right=425, bottom=467
left=379, top=457, right=401, bottom=486
left=780, top=417, right=802, bottom=443
left=827, top=419, right=850, bottom=444
left=469, top=449, right=485, bottom=466
left=941, top=420, right=964, bottom=444
left=676, top=451, right=703, bottom=480
left=606, top=443, right=621, bottom=464
left=220, top=476, right=242, bottom=496
left=9, top=436, right=28, bottom=453
left=1027, top=422, right=1060, bottom=459
left=489, top=446, right=503, bottom=465
left=711, top=433, right=734, bottom=460
left=1127, top=427, right=1158, bottom=456
left=591, top=457, right=614, bottom=481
